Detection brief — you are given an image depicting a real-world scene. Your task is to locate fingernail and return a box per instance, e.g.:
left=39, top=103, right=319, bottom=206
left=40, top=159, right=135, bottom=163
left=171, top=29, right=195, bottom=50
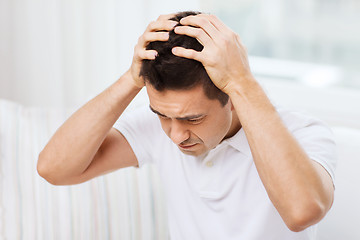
left=152, top=52, right=158, bottom=59
left=170, top=21, right=178, bottom=28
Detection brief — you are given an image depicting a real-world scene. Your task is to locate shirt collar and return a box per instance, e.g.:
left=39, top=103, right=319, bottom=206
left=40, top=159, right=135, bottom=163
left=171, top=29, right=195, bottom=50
left=223, top=127, right=252, bottom=157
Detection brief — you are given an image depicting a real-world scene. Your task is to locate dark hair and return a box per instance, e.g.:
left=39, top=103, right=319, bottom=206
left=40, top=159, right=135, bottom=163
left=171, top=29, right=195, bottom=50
left=140, top=11, right=229, bottom=106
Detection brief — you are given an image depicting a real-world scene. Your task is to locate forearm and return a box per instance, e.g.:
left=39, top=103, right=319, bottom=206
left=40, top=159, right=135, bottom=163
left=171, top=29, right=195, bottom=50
left=37, top=71, right=141, bottom=181
left=227, top=77, right=331, bottom=231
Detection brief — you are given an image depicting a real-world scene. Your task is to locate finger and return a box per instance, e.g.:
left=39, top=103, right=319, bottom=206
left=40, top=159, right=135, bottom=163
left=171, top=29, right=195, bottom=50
left=172, top=47, right=202, bottom=62
left=179, top=15, right=221, bottom=42
left=157, top=13, right=177, bottom=21
left=146, top=20, right=178, bottom=32
left=236, top=34, right=246, bottom=47
left=174, top=26, right=214, bottom=47
left=138, top=31, right=169, bottom=47
left=200, top=14, right=233, bottom=34
left=137, top=49, right=158, bottom=60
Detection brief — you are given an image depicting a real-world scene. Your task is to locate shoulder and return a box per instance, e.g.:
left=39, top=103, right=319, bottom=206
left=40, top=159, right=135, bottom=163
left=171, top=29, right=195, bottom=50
left=113, top=105, right=165, bottom=151
left=113, top=105, right=167, bottom=166
left=115, top=105, right=160, bottom=133
left=276, top=106, right=337, bottom=181
left=276, top=106, right=331, bottom=133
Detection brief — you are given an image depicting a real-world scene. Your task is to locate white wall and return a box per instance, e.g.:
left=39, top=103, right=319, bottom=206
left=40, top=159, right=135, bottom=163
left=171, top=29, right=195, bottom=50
left=0, top=0, right=200, bottom=108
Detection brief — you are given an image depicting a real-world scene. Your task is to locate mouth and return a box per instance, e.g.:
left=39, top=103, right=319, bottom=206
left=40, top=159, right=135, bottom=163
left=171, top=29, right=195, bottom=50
left=179, top=143, right=198, bottom=149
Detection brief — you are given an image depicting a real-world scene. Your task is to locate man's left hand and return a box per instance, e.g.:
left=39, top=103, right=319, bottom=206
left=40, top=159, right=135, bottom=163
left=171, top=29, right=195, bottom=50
left=172, top=14, right=253, bottom=94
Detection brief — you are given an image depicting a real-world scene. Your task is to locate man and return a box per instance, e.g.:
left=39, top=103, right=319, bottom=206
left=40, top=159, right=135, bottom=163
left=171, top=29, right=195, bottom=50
left=38, top=11, right=336, bottom=239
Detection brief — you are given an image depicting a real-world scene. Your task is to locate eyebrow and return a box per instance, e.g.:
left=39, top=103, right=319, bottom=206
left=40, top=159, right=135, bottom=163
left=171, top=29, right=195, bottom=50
left=149, top=105, right=205, bottom=121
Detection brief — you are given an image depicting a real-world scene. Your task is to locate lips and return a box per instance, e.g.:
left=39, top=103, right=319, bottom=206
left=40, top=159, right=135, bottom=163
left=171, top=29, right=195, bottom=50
left=179, top=143, right=197, bottom=149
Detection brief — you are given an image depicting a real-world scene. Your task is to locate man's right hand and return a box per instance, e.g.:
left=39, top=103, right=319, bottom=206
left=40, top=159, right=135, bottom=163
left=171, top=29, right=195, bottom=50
left=129, top=14, right=178, bottom=88
left=37, top=14, right=178, bottom=186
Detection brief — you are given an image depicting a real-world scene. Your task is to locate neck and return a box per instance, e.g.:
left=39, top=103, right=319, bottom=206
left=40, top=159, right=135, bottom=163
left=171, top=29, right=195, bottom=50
left=225, top=110, right=241, bottom=139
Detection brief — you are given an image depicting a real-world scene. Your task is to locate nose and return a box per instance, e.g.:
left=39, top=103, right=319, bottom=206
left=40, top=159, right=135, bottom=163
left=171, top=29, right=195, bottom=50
left=169, top=120, right=190, bottom=145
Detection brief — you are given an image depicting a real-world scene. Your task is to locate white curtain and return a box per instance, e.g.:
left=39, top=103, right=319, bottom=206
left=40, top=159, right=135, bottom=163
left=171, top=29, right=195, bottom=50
left=0, top=0, right=200, bottom=108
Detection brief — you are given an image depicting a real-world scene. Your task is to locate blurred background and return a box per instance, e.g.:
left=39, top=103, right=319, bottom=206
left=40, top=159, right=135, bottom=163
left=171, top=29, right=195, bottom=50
left=203, top=0, right=360, bottom=89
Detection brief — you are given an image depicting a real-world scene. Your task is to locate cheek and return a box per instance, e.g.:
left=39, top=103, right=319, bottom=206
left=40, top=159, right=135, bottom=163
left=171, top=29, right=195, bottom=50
left=195, top=115, right=231, bottom=145
left=207, top=113, right=232, bottom=141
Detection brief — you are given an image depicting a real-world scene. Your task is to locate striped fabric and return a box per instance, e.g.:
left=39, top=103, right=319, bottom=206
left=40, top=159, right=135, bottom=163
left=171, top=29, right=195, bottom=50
left=0, top=99, right=168, bottom=240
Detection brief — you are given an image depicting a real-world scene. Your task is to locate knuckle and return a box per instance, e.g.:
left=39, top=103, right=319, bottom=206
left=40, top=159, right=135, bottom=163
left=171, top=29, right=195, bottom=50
left=231, top=32, right=238, bottom=40
left=210, top=14, right=218, bottom=21
left=198, top=18, right=207, bottom=25
left=190, top=50, right=199, bottom=59
left=147, top=21, right=156, bottom=30
left=157, top=14, right=166, bottom=20
left=135, top=49, right=143, bottom=59
left=137, top=35, right=143, bottom=44
left=194, top=28, right=204, bottom=38
left=218, top=35, right=227, bottom=45
left=207, top=58, right=216, bottom=67
left=213, top=48, right=222, bottom=58
left=194, top=28, right=201, bottom=37
left=142, top=32, right=150, bottom=41
left=188, top=51, right=195, bottom=58
left=145, top=51, right=152, bottom=59
left=135, top=46, right=143, bottom=55
left=223, top=35, right=231, bottom=44
left=139, top=50, right=148, bottom=59
left=243, top=46, right=249, bottom=54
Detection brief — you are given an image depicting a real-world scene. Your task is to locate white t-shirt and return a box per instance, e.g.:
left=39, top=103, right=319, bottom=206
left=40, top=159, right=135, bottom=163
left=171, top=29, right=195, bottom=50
left=114, top=106, right=337, bottom=240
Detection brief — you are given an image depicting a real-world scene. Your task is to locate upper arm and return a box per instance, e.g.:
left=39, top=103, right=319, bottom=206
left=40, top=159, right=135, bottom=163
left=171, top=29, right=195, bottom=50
left=284, top=110, right=337, bottom=207
left=65, top=128, right=138, bottom=185
left=311, top=160, right=335, bottom=211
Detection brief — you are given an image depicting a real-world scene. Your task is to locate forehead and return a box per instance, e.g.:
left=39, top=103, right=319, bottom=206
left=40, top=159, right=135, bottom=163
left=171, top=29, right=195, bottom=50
left=145, top=83, right=220, bottom=118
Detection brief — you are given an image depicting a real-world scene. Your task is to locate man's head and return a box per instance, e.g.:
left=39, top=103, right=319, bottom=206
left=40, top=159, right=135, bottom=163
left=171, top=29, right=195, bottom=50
left=140, top=11, right=229, bottom=106
left=140, top=11, right=240, bottom=156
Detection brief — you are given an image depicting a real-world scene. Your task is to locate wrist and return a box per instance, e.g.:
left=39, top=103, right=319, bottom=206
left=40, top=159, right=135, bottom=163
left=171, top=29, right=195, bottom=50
left=119, top=70, right=144, bottom=91
left=108, top=72, right=143, bottom=106
left=224, top=74, right=258, bottom=97
left=227, top=75, right=276, bottom=118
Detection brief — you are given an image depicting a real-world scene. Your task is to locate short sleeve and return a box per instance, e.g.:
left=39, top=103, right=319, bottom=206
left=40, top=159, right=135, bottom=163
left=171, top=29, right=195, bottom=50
left=280, top=110, right=338, bottom=185
left=113, top=106, right=161, bottom=168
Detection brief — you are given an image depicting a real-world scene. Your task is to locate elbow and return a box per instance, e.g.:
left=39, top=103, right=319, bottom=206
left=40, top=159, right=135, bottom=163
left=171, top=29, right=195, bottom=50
left=37, top=151, right=63, bottom=185
left=37, top=151, right=84, bottom=186
left=285, top=201, right=327, bottom=232
left=37, top=151, right=49, bottom=179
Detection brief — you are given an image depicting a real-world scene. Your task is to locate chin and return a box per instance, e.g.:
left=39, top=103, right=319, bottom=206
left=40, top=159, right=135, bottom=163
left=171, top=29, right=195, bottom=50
left=179, top=147, right=209, bottom=157
left=179, top=148, right=198, bottom=156
left=181, top=151, right=198, bottom=156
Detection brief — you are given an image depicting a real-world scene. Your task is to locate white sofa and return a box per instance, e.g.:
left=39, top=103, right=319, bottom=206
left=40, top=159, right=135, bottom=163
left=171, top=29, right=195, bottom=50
left=1, top=80, right=359, bottom=239
left=0, top=99, right=168, bottom=240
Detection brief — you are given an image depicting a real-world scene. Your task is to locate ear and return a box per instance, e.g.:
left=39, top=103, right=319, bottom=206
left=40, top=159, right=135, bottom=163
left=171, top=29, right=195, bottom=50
left=229, top=99, right=235, bottom=111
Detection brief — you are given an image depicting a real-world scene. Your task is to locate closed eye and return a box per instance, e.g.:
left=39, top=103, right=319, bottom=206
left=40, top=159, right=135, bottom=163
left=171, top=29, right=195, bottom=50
left=158, top=114, right=170, bottom=120
left=187, top=118, right=204, bottom=124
